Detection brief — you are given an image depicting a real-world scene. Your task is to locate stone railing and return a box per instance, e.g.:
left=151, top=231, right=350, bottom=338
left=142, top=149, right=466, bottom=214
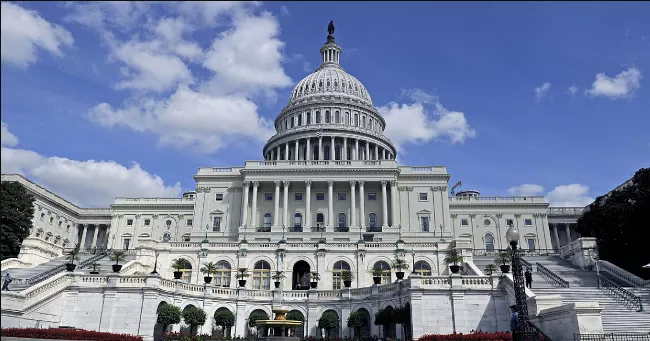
left=449, top=196, right=546, bottom=203
left=560, top=238, right=598, bottom=269
left=118, top=260, right=152, bottom=275
left=243, top=159, right=398, bottom=170
left=547, top=207, right=585, bottom=216
left=1, top=258, right=32, bottom=271
left=598, top=260, right=650, bottom=287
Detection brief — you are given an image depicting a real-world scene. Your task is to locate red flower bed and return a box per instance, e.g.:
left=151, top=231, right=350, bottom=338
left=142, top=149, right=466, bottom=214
left=1, top=328, right=143, bottom=341
left=418, top=331, right=513, bottom=341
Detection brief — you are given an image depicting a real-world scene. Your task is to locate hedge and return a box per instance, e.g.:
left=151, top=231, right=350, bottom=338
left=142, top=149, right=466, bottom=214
left=1, top=328, right=143, bottom=341
left=418, top=331, right=514, bottom=341
left=163, top=333, right=250, bottom=341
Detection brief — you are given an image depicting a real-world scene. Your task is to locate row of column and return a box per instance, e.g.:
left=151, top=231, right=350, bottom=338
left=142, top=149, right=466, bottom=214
left=241, top=180, right=399, bottom=230
left=264, top=136, right=394, bottom=162
left=549, top=223, right=575, bottom=250
left=77, top=224, right=110, bottom=250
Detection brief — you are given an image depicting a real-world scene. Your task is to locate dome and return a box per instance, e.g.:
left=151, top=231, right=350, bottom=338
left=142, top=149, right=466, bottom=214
left=289, top=65, right=373, bottom=106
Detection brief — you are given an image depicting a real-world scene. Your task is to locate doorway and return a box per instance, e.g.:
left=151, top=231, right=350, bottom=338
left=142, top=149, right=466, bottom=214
left=292, top=260, right=311, bottom=290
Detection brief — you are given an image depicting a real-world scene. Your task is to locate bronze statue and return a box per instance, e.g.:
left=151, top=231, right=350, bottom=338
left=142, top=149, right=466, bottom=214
left=328, top=21, right=335, bottom=36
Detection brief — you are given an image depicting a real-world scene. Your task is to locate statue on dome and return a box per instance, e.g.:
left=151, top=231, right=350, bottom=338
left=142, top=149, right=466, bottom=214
left=328, top=21, right=335, bottom=35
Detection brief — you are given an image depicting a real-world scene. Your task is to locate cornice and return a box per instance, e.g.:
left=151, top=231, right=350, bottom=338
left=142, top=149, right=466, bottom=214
left=240, top=168, right=400, bottom=176
left=449, top=203, right=549, bottom=209
left=110, top=203, right=195, bottom=210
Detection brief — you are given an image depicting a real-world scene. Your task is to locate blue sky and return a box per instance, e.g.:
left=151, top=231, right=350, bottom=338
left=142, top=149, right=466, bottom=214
left=1, top=1, right=649, bottom=207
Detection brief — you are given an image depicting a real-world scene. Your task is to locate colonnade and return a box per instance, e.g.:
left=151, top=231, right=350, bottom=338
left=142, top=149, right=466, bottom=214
left=264, top=136, right=394, bottom=161
left=549, top=223, right=578, bottom=250
left=77, top=224, right=111, bottom=250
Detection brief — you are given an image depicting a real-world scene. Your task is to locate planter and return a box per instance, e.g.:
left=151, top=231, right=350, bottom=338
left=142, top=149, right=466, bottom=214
left=173, top=271, right=183, bottom=280
left=66, top=263, right=76, bottom=272
left=112, top=264, right=122, bottom=273
left=238, top=279, right=247, bottom=287
left=343, top=280, right=352, bottom=288
left=310, top=282, right=318, bottom=289
left=396, top=271, right=405, bottom=279
left=449, top=265, right=461, bottom=274
left=90, top=271, right=99, bottom=275
left=500, top=265, right=511, bottom=273
left=274, top=281, right=281, bottom=289
left=204, top=276, right=213, bottom=284
left=373, top=276, right=381, bottom=285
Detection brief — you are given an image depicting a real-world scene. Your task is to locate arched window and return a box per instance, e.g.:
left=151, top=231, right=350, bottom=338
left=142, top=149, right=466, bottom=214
left=316, top=111, right=321, bottom=124
left=335, top=145, right=341, bottom=160
left=297, top=115, right=302, bottom=126
left=324, top=145, right=330, bottom=160
left=362, top=116, right=366, bottom=128
left=338, top=213, right=347, bottom=232
left=306, top=112, right=311, bottom=125
left=316, top=213, right=324, bottom=230
left=354, top=114, right=358, bottom=126
left=294, top=213, right=303, bottom=232
left=313, top=146, right=319, bottom=160
left=373, top=261, right=391, bottom=284
left=173, top=259, right=193, bottom=283
left=414, top=261, right=432, bottom=276
left=485, top=233, right=494, bottom=251
left=345, top=112, right=350, bottom=124
left=264, top=213, right=272, bottom=229
left=368, top=213, right=377, bottom=232
left=332, top=260, right=351, bottom=289
left=291, top=117, right=295, bottom=128
left=253, top=261, right=271, bottom=290
left=335, top=111, right=340, bottom=123
left=346, top=147, right=351, bottom=161
left=215, top=261, right=231, bottom=287
left=325, top=111, right=331, bottom=123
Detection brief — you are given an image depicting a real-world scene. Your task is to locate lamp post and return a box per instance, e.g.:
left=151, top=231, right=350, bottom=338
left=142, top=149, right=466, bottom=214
left=150, top=250, right=160, bottom=275
left=506, top=223, right=533, bottom=340
left=411, top=251, right=416, bottom=274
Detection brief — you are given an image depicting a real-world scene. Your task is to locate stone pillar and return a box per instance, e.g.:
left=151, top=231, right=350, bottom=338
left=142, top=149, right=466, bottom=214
left=565, top=223, right=572, bottom=245
left=285, top=143, right=290, bottom=161
left=328, top=180, right=334, bottom=230
left=350, top=181, right=357, bottom=228
left=306, top=138, right=311, bottom=161
left=390, top=180, right=399, bottom=227
left=305, top=181, right=312, bottom=229
left=359, top=181, right=366, bottom=229
left=242, top=182, right=250, bottom=227
left=343, top=137, right=348, bottom=160
left=275, top=146, right=280, bottom=161
left=274, top=181, right=280, bottom=226
left=79, top=224, right=88, bottom=248
left=552, top=224, right=561, bottom=251
left=374, top=144, right=379, bottom=160
left=383, top=149, right=387, bottom=159
left=295, top=140, right=299, bottom=161
left=318, top=137, right=323, bottom=161
left=355, top=139, right=359, bottom=161
left=331, top=136, right=335, bottom=160
left=381, top=180, right=388, bottom=228
left=251, top=181, right=259, bottom=228
left=90, top=225, right=100, bottom=249
left=283, top=181, right=290, bottom=227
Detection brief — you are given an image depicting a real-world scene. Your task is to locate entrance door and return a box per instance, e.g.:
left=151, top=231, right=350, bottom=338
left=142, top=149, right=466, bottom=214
left=292, top=261, right=311, bottom=290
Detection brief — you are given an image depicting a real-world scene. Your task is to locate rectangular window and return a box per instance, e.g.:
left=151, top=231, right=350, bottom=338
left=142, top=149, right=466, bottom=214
left=421, top=216, right=430, bottom=232
left=506, top=219, right=514, bottom=226
left=528, top=239, right=536, bottom=251
left=265, top=193, right=273, bottom=201
left=461, top=219, right=469, bottom=226
left=295, top=193, right=303, bottom=201
left=183, top=236, right=190, bottom=242
left=144, top=219, right=151, bottom=226
left=524, top=219, right=533, bottom=226
left=127, top=219, right=133, bottom=226
left=368, top=193, right=377, bottom=201
left=186, top=219, right=193, bottom=226
left=338, top=193, right=346, bottom=201
left=123, top=239, right=131, bottom=250
left=213, top=216, right=222, bottom=232
left=419, top=192, right=428, bottom=201
left=215, top=193, right=224, bottom=201
left=316, top=193, right=325, bottom=201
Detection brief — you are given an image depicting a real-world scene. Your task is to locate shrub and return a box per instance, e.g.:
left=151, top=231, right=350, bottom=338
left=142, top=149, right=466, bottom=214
left=418, top=331, right=514, bottom=341
left=157, top=304, right=182, bottom=332
left=213, top=309, right=235, bottom=336
left=163, top=333, right=251, bottom=341
left=1, top=328, right=143, bottom=341
left=182, top=306, right=207, bottom=334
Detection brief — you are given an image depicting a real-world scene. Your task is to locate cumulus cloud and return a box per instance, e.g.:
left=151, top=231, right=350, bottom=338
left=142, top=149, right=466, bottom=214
left=379, top=89, right=476, bottom=152
left=507, top=184, right=545, bottom=196
left=567, top=86, right=578, bottom=97
left=1, top=121, right=19, bottom=147
left=507, top=182, right=594, bottom=207
left=0, top=122, right=181, bottom=207
left=585, top=67, right=643, bottom=99
left=1, top=2, right=74, bottom=68
left=534, top=82, right=552, bottom=101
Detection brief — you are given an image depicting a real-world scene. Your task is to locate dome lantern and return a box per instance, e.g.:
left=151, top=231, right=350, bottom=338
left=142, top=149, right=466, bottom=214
left=320, top=20, right=342, bottom=66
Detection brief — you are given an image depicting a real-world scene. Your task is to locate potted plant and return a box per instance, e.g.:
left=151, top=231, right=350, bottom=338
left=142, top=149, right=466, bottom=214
left=109, top=250, right=127, bottom=273
left=444, top=249, right=464, bottom=274
left=310, top=271, right=321, bottom=289
left=370, top=267, right=384, bottom=285
left=201, top=261, right=217, bottom=284
left=172, top=258, right=190, bottom=280
left=89, top=262, right=101, bottom=274
left=65, top=244, right=81, bottom=271
left=271, top=270, right=285, bottom=289
left=236, top=268, right=249, bottom=287
left=484, top=264, right=498, bottom=276
left=341, top=270, right=354, bottom=288
left=495, top=251, right=511, bottom=273
left=391, top=258, right=410, bottom=279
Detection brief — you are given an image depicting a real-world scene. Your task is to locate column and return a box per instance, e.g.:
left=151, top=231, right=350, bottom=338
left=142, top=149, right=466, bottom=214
left=355, top=139, right=359, bottom=161
left=381, top=181, right=388, bottom=228
left=276, top=146, right=280, bottom=161
left=306, top=138, right=311, bottom=161
left=283, top=181, right=289, bottom=227
left=274, top=181, right=281, bottom=226
left=551, top=223, right=560, bottom=250
left=565, top=223, right=572, bottom=245
left=79, top=224, right=88, bottom=248
left=359, top=181, right=366, bottom=229
left=328, top=180, right=334, bottom=230
left=305, top=181, right=312, bottom=229
left=390, top=180, right=399, bottom=227
left=318, top=137, right=323, bottom=161
left=343, top=137, right=348, bottom=160
left=241, top=182, right=250, bottom=227
left=295, top=140, right=299, bottom=161
left=374, top=144, right=379, bottom=160
left=90, top=225, right=100, bottom=248
left=251, top=181, right=259, bottom=228
left=365, top=141, right=370, bottom=161
left=350, top=181, right=357, bottom=228
left=383, top=149, right=387, bottom=159
left=285, top=143, right=290, bottom=161
left=331, top=136, right=335, bottom=160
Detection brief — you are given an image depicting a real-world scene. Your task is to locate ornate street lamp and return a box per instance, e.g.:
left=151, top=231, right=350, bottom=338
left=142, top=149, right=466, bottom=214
left=506, top=223, right=533, bottom=340
left=150, top=250, right=160, bottom=275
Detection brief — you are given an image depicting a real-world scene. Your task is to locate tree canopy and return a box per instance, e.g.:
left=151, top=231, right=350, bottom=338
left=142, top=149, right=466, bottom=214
left=248, top=310, right=270, bottom=328
left=213, top=308, right=235, bottom=336
left=182, top=306, right=207, bottom=334
left=577, top=168, right=650, bottom=279
left=0, top=181, right=35, bottom=261
left=156, top=304, right=181, bottom=330
left=318, top=311, right=339, bottom=336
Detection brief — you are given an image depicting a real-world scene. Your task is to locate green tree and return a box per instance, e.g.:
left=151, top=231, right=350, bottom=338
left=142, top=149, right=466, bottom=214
left=577, top=168, right=650, bottom=279
left=213, top=308, right=235, bottom=337
left=347, top=310, right=368, bottom=338
left=318, top=311, right=339, bottom=337
left=156, top=304, right=181, bottom=333
left=0, top=181, right=35, bottom=260
left=286, top=310, right=305, bottom=322
left=248, top=309, right=270, bottom=327
left=182, top=306, right=207, bottom=334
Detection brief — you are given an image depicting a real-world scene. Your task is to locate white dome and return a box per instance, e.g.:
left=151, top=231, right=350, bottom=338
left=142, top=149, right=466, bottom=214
left=289, top=64, right=373, bottom=106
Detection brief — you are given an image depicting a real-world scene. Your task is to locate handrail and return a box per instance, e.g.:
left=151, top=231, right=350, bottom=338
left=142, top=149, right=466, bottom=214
left=536, top=262, right=569, bottom=288
left=526, top=320, right=553, bottom=341
left=598, top=274, right=643, bottom=312
left=27, top=251, right=107, bottom=286
left=599, top=260, right=650, bottom=287
left=521, top=258, right=532, bottom=272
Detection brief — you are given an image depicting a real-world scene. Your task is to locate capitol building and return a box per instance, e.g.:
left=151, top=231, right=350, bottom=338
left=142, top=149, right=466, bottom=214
left=3, top=24, right=643, bottom=341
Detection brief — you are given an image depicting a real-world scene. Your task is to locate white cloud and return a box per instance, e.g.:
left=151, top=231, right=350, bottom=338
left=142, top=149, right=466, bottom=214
left=379, top=89, right=476, bottom=152
left=0, top=122, right=180, bottom=207
left=279, top=5, right=290, bottom=17
left=1, top=2, right=74, bottom=69
left=546, top=184, right=594, bottom=207
left=1, top=121, right=19, bottom=147
left=534, top=82, right=552, bottom=101
left=585, top=67, right=643, bottom=99
left=567, top=86, right=578, bottom=97
left=507, top=184, right=545, bottom=196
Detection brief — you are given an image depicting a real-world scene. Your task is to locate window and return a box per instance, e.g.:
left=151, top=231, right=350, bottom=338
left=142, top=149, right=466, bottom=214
left=66, top=225, right=70, bottom=232
left=324, top=145, right=330, bottom=160
left=213, top=216, right=222, bottom=232
left=485, top=234, right=495, bottom=251
left=215, top=193, right=224, bottom=201
left=325, top=111, right=331, bottom=123
left=528, top=239, right=536, bottom=251
left=253, top=261, right=271, bottom=290
left=166, top=220, right=172, bottom=227
left=123, top=238, right=131, bottom=250
left=294, top=213, right=303, bottom=232
left=215, top=261, right=232, bottom=287
left=421, top=216, right=430, bottom=232
left=483, top=219, right=491, bottom=227
left=127, top=219, right=134, bottom=226
left=263, top=213, right=272, bottom=229
left=373, top=261, right=391, bottom=284
left=461, top=219, right=469, bottom=226
left=414, top=261, right=432, bottom=276
left=524, top=219, right=533, bottom=226
left=419, top=193, right=428, bottom=201
left=332, top=260, right=351, bottom=289
left=183, top=235, right=190, bottom=242
left=186, top=219, right=193, bottom=226
left=295, top=193, right=303, bottom=201
left=144, top=219, right=151, bottom=226
left=40, top=213, right=45, bottom=221
left=368, top=213, right=377, bottom=232
left=338, top=213, right=347, bottom=232
left=506, top=219, right=514, bottom=226
left=316, top=111, right=321, bottom=124
left=368, top=193, right=377, bottom=201
left=335, top=111, right=340, bottom=123
left=306, top=113, right=311, bottom=125
left=265, top=193, right=273, bottom=201
left=49, top=217, right=54, bottom=225
left=316, top=193, right=325, bottom=201
left=58, top=221, right=62, bottom=228
left=338, top=193, right=346, bottom=201
left=174, top=260, right=192, bottom=283
left=316, top=213, right=325, bottom=229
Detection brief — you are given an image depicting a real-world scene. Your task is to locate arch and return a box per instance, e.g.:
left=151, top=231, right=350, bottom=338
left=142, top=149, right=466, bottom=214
left=353, top=308, right=371, bottom=338
left=249, top=308, right=272, bottom=337
left=264, top=213, right=272, bottom=229
left=252, top=260, right=271, bottom=290
left=413, top=260, right=432, bottom=276
left=171, top=256, right=195, bottom=283
left=319, top=309, right=340, bottom=337
left=332, top=260, right=351, bottom=289
left=153, top=301, right=170, bottom=341
left=287, top=310, right=305, bottom=338
left=213, top=306, right=234, bottom=337
left=215, top=260, right=232, bottom=287
left=292, top=260, right=311, bottom=290
left=294, top=212, right=303, bottom=232
left=485, top=233, right=495, bottom=251
left=180, top=304, right=199, bottom=334
left=373, top=260, right=392, bottom=284
left=297, top=114, right=302, bottom=126
left=382, top=305, right=397, bottom=338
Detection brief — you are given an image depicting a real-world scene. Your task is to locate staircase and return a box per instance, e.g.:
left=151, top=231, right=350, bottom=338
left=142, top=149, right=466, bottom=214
left=77, top=254, right=136, bottom=274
